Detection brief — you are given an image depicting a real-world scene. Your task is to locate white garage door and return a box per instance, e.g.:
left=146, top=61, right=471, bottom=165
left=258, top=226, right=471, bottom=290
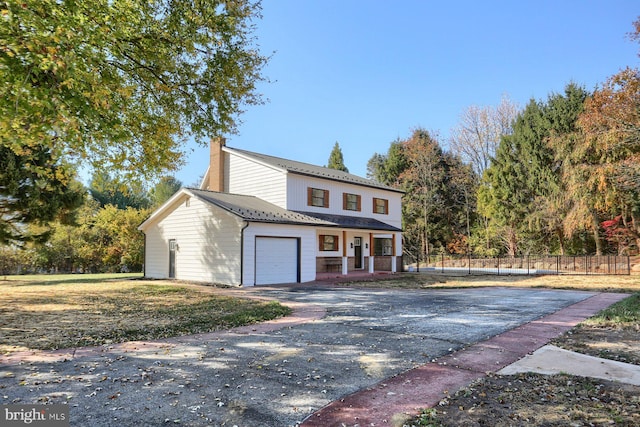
left=255, top=237, right=299, bottom=285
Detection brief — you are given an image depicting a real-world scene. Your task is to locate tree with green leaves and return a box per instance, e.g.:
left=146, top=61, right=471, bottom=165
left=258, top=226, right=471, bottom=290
left=0, top=145, right=85, bottom=244
left=327, top=142, right=349, bottom=172
left=1, top=0, right=268, bottom=178
left=149, top=176, right=184, bottom=207
left=398, top=129, right=474, bottom=262
left=366, top=139, right=408, bottom=186
left=479, top=84, right=590, bottom=256
left=1, top=0, right=268, bottom=242
left=89, top=171, right=150, bottom=210
left=32, top=197, right=149, bottom=273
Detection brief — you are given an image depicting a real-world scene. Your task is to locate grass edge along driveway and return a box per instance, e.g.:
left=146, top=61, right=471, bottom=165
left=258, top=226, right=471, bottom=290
left=0, top=274, right=291, bottom=354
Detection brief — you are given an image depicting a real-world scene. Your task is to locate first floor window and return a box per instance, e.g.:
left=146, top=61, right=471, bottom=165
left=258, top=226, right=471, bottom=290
left=374, top=238, right=393, bottom=256
left=319, top=235, right=339, bottom=251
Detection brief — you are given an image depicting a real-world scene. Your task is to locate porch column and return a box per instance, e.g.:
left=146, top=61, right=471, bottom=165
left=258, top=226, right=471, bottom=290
left=342, top=230, right=348, bottom=275
left=368, top=233, right=375, bottom=273
left=391, top=233, right=397, bottom=273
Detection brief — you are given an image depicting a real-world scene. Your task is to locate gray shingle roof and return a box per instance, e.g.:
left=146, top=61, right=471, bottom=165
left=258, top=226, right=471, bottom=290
left=294, top=211, right=402, bottom=232
left=227, top=147, right=404, bottom=193
left=187, top=188, right=333, bottom=226
left=187, top=189, right=401, bottom=231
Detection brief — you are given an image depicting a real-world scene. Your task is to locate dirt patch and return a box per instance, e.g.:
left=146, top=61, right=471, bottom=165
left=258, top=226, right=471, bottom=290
left=411, top=373, right=640, bottom=427
left=553, top=324, right=640, bottom=365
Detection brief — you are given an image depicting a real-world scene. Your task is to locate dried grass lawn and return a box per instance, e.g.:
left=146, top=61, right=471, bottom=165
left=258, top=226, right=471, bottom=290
left=343, top=271, right=640, bottom=293
left=0, top=274, right=290, bottom=355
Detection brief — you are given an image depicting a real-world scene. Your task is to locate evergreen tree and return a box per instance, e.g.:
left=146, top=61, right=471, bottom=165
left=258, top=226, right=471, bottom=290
left=366, top=140, right=408, bottom=186
left=327, top=142, right=349, bottom=172
left=149, top=176, right=183, bottom=207
left=479, top=84, right=590, bottom=255
left=0, top=144, right=85, bottom=244
left=89, top=171, right=150, bottom=210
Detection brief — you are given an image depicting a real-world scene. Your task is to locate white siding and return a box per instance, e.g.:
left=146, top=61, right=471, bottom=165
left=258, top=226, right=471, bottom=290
left=144, top=195, right=243, bottom=284
left=286, top=175, right=402, bottom=229
left=242, top=223, right=316, bottom=285
left=226, top=152, right=288, bottom=208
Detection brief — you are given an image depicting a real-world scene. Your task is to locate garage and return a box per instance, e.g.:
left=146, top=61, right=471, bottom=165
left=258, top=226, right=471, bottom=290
left=255, top=237, right=300, bottom=285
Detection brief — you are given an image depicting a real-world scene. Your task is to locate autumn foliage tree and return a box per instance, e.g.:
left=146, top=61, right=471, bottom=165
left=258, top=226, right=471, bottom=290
left=568, top=68, right=640, bottom=254
left=369, top=129, right=475, bottom=264
left=0, top=0, right=268, bottom=242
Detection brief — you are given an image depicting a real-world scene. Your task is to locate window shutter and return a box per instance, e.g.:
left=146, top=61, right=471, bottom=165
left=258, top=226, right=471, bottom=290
left=372, top=198, right=376, bottom=213
left=319, top=235, right=324, bottom=251
left=384, top=199, right=389, bottom=214
left=307, top=187, right=313, bottom=206
left=356, top=195, right=361, bottom=211
left=323, top=190, right=329, bottom=208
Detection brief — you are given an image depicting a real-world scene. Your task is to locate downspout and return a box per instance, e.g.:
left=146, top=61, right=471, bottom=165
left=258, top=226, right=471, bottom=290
left=240, top=221, right=250, bottom=286
left=142, top=234, right=146, bottom=278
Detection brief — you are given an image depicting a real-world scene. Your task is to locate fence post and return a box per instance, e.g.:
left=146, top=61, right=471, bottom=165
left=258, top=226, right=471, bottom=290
left=585, top=255, right=588, bottom=275
left=468, top=252, right=471, bottom=275
left=628, top=256, right=631, bottom=275
left=497, top=256, right=500, bottom=275
left=527, top=255, right=530, bottom=275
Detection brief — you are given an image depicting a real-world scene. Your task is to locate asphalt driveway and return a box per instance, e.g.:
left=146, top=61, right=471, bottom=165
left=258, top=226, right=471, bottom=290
left=0, top=286, right=594, bottom=426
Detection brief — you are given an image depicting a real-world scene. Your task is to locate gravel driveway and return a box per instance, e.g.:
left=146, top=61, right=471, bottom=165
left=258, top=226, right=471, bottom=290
left=0, top=286, right=593, bottom=426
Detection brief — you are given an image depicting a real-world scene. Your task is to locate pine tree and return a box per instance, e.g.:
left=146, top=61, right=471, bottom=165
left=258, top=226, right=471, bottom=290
left=327, top=142, right=349, bottom=172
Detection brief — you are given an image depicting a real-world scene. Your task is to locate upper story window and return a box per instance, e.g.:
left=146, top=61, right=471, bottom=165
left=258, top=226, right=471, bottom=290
left=373, top=197, right=389, bottom=215
left=308, top=187, right=329, bottom=208
left=343, top=193, right=361, bottom=211
left=319, top=235, right=339, bottom=251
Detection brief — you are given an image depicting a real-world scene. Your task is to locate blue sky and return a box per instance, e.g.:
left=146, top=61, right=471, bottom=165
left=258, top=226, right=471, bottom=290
left=175, top=0, right=639, bottom=186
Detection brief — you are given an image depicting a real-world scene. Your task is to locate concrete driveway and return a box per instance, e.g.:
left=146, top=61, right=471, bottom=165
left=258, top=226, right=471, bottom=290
left=0, top=285, right=594, bottom=426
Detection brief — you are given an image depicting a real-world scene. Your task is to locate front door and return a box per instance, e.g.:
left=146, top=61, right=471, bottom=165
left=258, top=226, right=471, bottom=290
left=168, top=239, right=176, bottom=278
left=354, top=237, right=362, bottom=269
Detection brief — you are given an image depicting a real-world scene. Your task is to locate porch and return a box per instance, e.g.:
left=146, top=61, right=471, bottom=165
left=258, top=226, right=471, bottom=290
left=315, top=269, right=397, bottom=282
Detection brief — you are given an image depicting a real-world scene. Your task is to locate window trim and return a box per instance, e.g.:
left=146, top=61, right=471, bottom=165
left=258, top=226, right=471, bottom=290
left=319, top=234, right=339, bottom=251
left=374, top=238, right=393, bottom=256
left=373, top=197, right=389, bottom=215
left=308, top=187, right=329, bottom=208
left=342, top=193, right=361, bottom=211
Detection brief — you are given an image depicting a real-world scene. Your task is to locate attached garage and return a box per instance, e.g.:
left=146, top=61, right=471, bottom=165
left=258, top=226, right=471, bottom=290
left=255, top=237, right=300, bottom=285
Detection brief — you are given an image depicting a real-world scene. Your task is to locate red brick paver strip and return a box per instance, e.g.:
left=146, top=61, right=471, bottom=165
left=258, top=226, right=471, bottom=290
left=301, top=292, right=629, bottom=427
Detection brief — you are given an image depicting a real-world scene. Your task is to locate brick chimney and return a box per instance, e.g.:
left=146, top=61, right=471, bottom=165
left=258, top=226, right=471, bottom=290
left=206, top=137, right=226, bottom=192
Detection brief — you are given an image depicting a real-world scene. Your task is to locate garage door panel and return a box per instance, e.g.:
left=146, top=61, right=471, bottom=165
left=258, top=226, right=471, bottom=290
left=255, top=237, right=299, bottom=285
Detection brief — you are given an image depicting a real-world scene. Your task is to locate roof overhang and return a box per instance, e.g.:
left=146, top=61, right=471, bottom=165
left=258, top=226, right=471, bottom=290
left=293, top=211, right=402, bottom=232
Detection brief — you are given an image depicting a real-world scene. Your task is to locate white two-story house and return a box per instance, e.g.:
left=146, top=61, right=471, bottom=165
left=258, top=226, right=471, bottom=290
left=138, top=138, right=403, bottom=286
